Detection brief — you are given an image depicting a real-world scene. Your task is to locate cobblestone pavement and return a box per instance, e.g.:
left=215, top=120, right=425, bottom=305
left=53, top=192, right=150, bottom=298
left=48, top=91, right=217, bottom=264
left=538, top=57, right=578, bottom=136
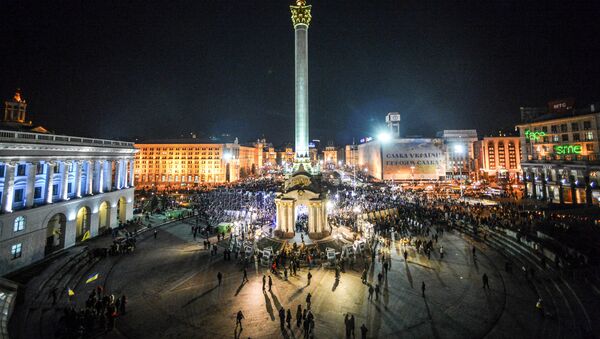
left=79, top=221, right=544, bottom=339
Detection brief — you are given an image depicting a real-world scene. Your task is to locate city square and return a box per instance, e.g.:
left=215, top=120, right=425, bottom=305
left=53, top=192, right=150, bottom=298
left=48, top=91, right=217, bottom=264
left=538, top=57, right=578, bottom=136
left=1, top=0, right=600, bottom=338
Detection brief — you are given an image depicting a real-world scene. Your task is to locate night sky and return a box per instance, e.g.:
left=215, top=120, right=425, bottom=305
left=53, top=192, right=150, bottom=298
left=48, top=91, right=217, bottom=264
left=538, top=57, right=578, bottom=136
left=1, top=0, right=599, bottom=146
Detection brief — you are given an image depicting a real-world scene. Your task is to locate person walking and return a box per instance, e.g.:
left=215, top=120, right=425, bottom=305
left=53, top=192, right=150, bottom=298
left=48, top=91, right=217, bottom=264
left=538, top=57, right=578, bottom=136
left=242, top=268, right=248, bottom=284
left=421, top=281, right=426, bottom=297
left=439, top=246, right=444, bottom=259
left=368, top=285, right=374, bottom=300
left=344, top=314, right=351, bottom=338
left=286, top=308, right=292, bottom=329
left=307, top=271, right=312, bottom=286
left=236, top=310, right=244, bottom=330
left=350, top=314, right=355, bottom=337
left=482, top=273, right=490, bottom=290
left=360, top=323, right=368, bottom=339
left=153, top=229, right=158, bottom=239
left=403, top=250, right=408, bottom=261
left=296, top=305, right=303, bottom=327
left=306, top=293, right=312, bottom=310
left=375, top=283, right=380, bottom=301
left=361, top=269, right=368, bottom=284
left=279, top=307, right=285, bottom=329
left=268, top=275, right=273, bottom=291
left=262, top=274, right=266, bottom=290
left=217, top=272, right=223, bottom=286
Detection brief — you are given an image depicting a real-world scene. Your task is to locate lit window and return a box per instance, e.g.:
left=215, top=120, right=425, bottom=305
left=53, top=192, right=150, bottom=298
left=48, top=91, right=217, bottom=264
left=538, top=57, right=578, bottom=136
left=586, top=132, right=594, bottom=141
left=11, top=243, right=22, bottom=259
left=14, top=216, right=25, bottom=232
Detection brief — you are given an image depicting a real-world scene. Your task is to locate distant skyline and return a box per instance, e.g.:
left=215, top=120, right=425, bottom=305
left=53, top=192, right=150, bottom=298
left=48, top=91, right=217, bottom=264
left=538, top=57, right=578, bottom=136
left=1, top=0, right=599, bottom=145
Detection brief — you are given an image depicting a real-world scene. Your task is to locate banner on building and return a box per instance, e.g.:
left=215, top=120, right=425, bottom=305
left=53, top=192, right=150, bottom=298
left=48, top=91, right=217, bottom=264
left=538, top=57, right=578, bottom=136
left=382, top=139, right=446, bottom=180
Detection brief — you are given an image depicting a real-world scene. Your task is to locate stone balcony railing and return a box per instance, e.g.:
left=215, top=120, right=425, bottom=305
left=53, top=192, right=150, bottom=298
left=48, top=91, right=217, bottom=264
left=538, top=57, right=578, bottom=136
left=0, top=130, right=134, bottom=148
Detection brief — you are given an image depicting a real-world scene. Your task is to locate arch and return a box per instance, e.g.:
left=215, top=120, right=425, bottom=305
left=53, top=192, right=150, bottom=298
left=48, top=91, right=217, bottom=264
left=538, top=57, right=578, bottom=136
left=45, top=213, right=66, bottom=255
left=98, top=201, right=111, bottom=233
left=75, top=206, right=91, bottom=241
left=117, top=197, right=127, bottom=224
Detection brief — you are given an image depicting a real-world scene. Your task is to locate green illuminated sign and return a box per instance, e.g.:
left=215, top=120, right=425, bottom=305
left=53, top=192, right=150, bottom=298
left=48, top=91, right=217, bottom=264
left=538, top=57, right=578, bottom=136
left=525, top=129, right=545, bottom=142
left=553, top=144, right=582, bottom=155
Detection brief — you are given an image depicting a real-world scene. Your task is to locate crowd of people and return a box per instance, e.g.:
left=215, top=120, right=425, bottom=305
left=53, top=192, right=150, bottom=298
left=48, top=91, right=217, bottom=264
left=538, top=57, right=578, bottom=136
left=57, top=286, right=126, bottom=338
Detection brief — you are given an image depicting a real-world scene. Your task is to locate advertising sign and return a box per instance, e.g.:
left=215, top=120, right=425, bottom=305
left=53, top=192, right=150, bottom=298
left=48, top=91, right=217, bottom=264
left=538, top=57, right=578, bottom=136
left=383, top=139, right=446, bottom=180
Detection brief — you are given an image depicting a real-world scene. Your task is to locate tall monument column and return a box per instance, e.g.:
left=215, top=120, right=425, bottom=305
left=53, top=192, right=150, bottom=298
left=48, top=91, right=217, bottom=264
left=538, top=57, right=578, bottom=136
left=290, top=0, right=312, bottom=161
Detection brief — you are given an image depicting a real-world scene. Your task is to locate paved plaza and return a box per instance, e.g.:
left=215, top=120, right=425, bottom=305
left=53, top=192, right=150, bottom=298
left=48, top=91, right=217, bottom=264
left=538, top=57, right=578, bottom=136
left=47, top=220, right=552, bottom=339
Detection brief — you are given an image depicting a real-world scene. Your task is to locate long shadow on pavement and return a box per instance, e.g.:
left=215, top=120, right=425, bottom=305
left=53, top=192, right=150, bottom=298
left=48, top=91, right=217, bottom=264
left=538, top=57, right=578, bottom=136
left=235, top=281, right=246, bottom=296
left=287, top=285, right=307, bottom=302
left=182, top=285, right=218, bottom=308
left=264, top=291, right=275, bottom=320
left=270, top=291, right=283, bottom=310
left=424, top=297, right=441, bottom=339
left=405, top=262, right=414, bottom=288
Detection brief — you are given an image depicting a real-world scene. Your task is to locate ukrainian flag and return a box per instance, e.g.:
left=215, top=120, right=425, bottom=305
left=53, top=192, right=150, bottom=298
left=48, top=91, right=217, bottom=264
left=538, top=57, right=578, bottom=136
left=67, top=288, right=75, bottom=297
left=85, top=273, right=99, bottom=284
left=81, top=230, right=91, bottom=241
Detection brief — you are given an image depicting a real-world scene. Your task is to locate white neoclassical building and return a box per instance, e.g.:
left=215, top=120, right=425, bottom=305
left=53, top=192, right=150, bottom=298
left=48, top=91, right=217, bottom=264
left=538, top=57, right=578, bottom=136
left=0, top=92, right=136, bottom=276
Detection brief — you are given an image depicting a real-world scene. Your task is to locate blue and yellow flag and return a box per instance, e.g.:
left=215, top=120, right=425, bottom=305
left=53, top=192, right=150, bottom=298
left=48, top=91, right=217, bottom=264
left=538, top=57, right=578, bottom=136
left=67, top=288, right=75, bottom=297
left=85, top=273, right=99, bottom=284
left=81, top=230, right=91, bottom=241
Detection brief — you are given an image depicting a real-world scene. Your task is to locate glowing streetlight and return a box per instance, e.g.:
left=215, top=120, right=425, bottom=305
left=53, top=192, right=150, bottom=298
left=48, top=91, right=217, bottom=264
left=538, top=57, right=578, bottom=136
left=377, top=131, right=392, bottom=143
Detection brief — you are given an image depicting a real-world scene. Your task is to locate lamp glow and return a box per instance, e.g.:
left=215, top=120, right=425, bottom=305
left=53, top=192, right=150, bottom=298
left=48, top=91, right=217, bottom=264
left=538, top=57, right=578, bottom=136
left=377, top=131, right=392, bottom=143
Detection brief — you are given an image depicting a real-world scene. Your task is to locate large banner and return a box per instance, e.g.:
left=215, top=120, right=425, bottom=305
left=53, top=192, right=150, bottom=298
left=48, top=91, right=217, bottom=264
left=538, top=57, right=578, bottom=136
left=383, top=139, right=446, bottom=180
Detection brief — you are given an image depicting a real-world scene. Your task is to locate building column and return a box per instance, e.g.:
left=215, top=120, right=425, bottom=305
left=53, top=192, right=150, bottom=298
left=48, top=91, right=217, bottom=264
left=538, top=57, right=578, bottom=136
left=129, top=158, right=135, bottom=187
left=287, top=203, right=295, bottom=233
left=97, top=160, right=104, bottom=193
left=541, top=170, right=547, bottom=200
left=275, top=201, right=282, bottom=231
left=1, top=163, right=16, bottom=213
left=308, top=204, right=314, bottom=233
left=61, top=161, right=70, bottom=200
left=122, top=159, right=129, bottom=188
left=558, top=181, right=564, bottom=204
left=281, top=202, right=288, bottom=232
left=585, top=173, right=593, bottom=206
left=45, top=162, right=56, bottom=204
left=74, top=160, right=83, bottom=197
left=114, top=160, right=122, bottom=190
left=87, top=160, right=95, bottom=195
left=25, top=162, right=38, bottom=208
left=530, top=171, right=537, bottom=199
left=106, top=160, right=113, bottom=192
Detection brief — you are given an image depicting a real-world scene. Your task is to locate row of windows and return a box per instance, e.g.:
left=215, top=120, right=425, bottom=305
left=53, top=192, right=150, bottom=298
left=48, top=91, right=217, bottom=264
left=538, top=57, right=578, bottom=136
left=139, top=175, right=221, bottom=182
left=139, top=147, right=221, bottom=151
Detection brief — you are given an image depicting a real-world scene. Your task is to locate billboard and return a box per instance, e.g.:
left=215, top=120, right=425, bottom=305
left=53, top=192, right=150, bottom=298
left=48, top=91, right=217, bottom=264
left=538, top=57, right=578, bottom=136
left=382, top=139, right=446, bottom=180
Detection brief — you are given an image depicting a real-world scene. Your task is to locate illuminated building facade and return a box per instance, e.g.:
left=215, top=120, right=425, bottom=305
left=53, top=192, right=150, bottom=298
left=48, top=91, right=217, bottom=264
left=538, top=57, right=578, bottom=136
left=517, top=100, right=600, bottom=205
left=478, top=136, right=521, bottom=180
left=134, top=139, right=262, bottom=188
left=437, top=130, right=478, bottom=180
left=345, top=144, right=358, bottom=167
left=322, top=145, right=338, bottom=168
left=0, top=92, right=135, bottom=276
